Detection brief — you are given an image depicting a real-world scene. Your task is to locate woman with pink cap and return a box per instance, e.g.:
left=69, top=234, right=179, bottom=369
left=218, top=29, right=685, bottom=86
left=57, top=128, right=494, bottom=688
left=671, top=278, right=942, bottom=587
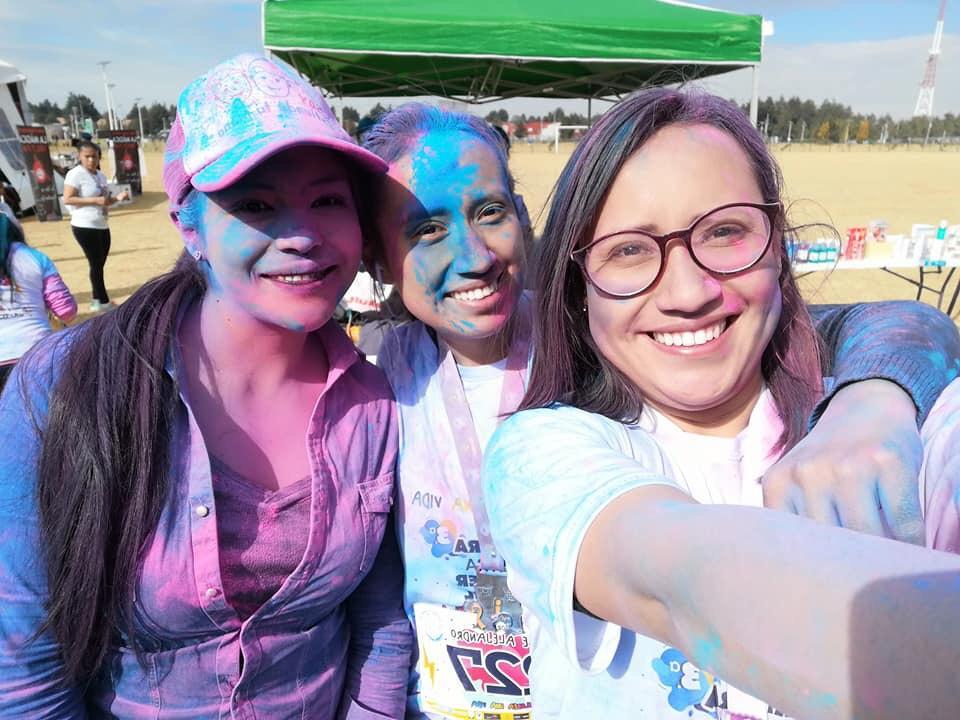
left=0, top=54, right=410, bottom=718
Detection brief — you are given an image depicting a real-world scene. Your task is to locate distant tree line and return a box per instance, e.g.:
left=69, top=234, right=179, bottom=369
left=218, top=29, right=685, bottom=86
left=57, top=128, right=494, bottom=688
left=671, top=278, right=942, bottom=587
left=484, top=98, right=960, bottom=144
left=123, top=103, right=177, bottom=137
left=30, top=93, right=102, bottom=124
left=28, top=95, right=177, bottom=137
left=32, top=93, right=960, bottom=144
left=741, top=96, right=960, bottom=144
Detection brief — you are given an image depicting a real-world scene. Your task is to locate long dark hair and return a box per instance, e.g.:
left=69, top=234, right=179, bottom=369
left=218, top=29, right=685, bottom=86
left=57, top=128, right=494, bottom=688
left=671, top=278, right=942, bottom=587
left=26, top=248, right=205, bottom=684
left=521, top=88, right=822, bottom=453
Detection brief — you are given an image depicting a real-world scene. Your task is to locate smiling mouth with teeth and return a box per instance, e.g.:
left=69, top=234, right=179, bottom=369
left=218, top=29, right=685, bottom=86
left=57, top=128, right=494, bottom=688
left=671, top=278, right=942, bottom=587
left=265, top=268, right=332, bottom=285
left=651, top=319, right=729, bottom=348
left=450, top=275, right=500, bottom=302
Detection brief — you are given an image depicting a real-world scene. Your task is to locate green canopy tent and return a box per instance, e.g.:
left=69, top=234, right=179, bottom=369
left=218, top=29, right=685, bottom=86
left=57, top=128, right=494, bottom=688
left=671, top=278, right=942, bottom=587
left=262, top=0, right=765, bottom=119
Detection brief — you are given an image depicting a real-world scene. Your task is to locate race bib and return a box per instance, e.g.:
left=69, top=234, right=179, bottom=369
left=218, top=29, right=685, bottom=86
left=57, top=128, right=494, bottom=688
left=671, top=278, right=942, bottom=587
left=715, top=682, right=791, bottom=720
left=413, top=603, right=533, bottom=719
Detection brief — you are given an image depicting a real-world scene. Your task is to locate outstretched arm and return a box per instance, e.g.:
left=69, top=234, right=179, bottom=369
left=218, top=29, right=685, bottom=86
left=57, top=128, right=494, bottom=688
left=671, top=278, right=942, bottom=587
left=764, top=301, right=960, bottom=542
left=580, top=485, right=960, bottom=720
left=810, top=300, right=960, bottom=426
left=484, top=407, right=960, bottom=720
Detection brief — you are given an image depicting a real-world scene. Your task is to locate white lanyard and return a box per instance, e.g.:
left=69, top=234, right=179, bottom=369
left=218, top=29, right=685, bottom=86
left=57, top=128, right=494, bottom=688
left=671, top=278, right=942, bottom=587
left=435, top=297, right=531, bottom=572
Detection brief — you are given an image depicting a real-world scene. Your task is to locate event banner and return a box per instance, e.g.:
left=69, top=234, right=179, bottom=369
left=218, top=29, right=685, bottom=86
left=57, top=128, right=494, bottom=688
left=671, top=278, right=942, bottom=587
left=104, top=129, right=142, bottom=195
left=16, top=125, right=62, bottom=222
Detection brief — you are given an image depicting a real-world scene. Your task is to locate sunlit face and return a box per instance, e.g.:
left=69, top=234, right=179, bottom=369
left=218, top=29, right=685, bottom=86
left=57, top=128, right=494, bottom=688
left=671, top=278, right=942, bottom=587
left=585, top=123, right=782, bottom=434
left=378, top=129, right=524, bottom=358
left=78, top=147, right=99, bottom=172
left=191, top=146, right=362, bottom=333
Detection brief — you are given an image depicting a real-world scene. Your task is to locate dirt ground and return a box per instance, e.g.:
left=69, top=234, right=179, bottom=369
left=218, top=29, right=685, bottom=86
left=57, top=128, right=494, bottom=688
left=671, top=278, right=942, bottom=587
left=17, top=142, right=960, bottom=323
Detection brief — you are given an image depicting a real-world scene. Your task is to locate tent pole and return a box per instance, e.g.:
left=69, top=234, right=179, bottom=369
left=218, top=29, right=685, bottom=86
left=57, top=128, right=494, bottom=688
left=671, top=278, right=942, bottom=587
left=749, top=64, right=760, bottom=128
left=751, top=20, right=774, bottom=129
left=587, top=96, right=592, bottom=125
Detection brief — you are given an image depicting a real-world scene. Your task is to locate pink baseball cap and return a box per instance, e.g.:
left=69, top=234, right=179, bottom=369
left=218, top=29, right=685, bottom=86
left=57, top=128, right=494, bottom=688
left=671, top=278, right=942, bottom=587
left=163, top=53, right=386, bottom=209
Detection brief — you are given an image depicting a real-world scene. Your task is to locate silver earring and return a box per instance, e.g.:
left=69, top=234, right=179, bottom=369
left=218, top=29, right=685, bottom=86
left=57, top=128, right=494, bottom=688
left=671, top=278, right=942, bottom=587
left=193, top=249, right=203, bottom=261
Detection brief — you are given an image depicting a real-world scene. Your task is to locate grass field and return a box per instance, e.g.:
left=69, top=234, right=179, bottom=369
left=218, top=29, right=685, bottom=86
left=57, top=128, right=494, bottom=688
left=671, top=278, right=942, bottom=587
left=17, top=142, right=960, bottom=323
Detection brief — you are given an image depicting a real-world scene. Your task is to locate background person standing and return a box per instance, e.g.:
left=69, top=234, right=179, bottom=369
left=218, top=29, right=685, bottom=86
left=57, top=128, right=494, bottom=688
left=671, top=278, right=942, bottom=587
left=63, top=141, right=128, bottom=311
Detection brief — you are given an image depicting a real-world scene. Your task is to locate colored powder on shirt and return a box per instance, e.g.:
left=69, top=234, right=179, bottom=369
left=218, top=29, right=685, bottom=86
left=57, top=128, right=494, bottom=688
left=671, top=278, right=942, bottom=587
left=211, top=456, right=311, bottom=620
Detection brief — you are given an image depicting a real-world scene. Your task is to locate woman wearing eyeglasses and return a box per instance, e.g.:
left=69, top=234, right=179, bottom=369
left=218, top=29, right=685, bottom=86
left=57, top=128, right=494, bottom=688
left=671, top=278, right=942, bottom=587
left=482, top=88, right=960, bottom=720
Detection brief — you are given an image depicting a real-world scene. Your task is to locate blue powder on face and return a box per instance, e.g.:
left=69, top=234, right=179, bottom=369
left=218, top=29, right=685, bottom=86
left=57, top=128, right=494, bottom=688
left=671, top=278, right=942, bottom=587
left=406, top=131, right=486, bottom=307
left=193, top=190, right=267, bottom=297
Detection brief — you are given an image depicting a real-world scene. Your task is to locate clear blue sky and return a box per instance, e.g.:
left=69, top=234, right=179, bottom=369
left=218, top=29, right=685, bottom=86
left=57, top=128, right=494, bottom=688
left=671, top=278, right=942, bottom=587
left=708, top=0, right=943, bottom=44
left=2, top=0, right=956, bottom=120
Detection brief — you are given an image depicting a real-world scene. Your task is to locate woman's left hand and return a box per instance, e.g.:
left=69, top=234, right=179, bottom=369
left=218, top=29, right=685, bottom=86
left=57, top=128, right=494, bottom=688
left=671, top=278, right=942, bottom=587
left=762, top=379, right=924, bottom=544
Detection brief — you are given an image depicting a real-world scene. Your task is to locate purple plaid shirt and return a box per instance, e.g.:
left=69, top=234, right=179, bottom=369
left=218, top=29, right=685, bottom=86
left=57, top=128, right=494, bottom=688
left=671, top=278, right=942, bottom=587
left=0, top=317, right=411, bottom=719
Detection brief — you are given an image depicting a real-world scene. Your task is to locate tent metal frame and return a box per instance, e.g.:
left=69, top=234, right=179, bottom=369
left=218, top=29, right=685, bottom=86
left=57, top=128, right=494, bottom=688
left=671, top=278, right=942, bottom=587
left=280, top=50, right=750, bottom=104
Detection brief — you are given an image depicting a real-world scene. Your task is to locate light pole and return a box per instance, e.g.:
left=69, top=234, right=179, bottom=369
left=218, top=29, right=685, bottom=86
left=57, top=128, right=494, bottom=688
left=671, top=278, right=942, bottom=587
left=96, top=60, right=114, bottom=130
left=107, top=83, right=118, bottom=130
left=133, top=97, right=145, bottom=138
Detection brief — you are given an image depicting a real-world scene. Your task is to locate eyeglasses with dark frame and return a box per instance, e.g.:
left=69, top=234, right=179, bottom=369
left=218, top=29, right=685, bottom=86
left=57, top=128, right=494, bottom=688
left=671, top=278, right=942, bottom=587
left=571, top=201, right=782, bottom=299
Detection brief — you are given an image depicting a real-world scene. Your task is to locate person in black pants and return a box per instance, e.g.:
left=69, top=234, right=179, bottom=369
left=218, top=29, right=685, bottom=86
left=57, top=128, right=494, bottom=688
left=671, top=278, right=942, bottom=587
left=62, top=141, right=128, bottom=311
left=71, top=226, right=111, bottom=304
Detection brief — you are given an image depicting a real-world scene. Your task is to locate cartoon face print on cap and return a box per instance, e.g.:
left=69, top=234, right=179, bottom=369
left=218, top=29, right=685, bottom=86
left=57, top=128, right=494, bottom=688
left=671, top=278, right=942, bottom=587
left=213, top=70, right=251, bottom=105
left=248, top=58, right=291, bottom=98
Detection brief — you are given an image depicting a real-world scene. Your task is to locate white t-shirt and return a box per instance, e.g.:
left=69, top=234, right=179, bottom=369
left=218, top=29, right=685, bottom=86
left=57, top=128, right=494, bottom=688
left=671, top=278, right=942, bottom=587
left=0, top=245, right=60, bottom=363
left=64, top=165, right=109, bottom=229
left=457, top=357, right=508, bottom=453
left=378, top=320, right=535, bottom=719
left=482, top=392, right=791, bottom=720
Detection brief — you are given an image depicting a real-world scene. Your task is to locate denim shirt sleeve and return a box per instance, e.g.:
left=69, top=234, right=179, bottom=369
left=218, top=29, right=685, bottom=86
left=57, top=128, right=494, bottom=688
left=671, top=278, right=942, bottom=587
left=338, top=517, right=412, bottom=719
left=809, top=301, right=960, bottom=428
left=337, top=392, right=412, bottom=719
left=0, top=348, right=87, bottom=717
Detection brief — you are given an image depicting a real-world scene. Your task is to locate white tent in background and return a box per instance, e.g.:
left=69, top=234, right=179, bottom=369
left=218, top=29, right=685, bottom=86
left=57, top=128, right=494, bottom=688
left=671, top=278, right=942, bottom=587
left=0, top=59, right=36, bottom=212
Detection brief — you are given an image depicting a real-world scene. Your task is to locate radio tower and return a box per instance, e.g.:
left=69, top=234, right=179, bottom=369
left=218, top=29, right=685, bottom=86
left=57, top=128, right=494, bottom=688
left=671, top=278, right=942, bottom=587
left=913, top=0, right=948, bottom=117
